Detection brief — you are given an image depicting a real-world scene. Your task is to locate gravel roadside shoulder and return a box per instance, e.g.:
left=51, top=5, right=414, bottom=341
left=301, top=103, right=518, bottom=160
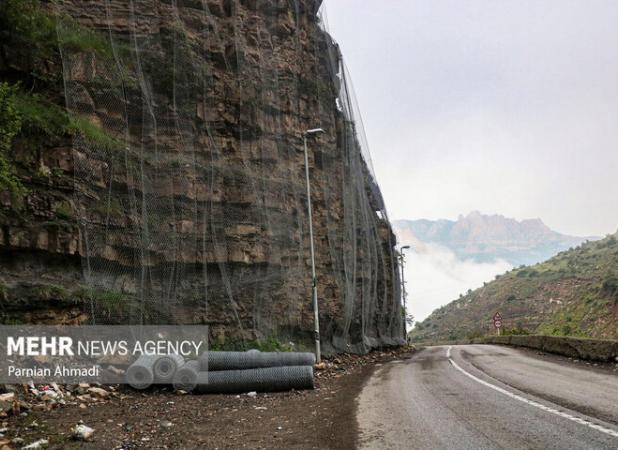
left=1, top=347, right=417, bottom=450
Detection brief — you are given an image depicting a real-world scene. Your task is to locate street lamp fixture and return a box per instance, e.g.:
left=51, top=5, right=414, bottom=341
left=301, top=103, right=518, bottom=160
left=303, top=127, right=325, bottom=362
left=399, top=245, right=411, bottom=337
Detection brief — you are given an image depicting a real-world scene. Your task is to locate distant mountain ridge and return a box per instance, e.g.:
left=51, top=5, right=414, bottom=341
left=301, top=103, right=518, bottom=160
left=394, top=211, right=594, bottom=266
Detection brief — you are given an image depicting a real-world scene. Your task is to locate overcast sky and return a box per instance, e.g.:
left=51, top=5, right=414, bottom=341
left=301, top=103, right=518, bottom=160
left=324, top=0, right=618, bottom=237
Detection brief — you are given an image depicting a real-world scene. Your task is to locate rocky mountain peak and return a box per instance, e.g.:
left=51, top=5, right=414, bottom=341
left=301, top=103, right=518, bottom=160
left=394, top=212, right=593, bottom=266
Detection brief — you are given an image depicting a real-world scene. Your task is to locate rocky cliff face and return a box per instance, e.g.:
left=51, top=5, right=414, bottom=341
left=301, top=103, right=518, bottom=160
left=0, top=0, right=403, bottom=352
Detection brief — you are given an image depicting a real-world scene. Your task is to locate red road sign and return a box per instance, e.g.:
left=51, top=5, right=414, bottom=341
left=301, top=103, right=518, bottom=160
left=493, top=312, right=502, bottom=328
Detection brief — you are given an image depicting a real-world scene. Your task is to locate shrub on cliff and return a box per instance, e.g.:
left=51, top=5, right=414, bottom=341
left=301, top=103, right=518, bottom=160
left=1, top=0, right=114, bottom=81
left=501, top=327, right=531, bottom=336
left=0, top=82, right=25, bottom=198
left=601, top=275, right=618, bottom=301
left=0, top=81, right=121, bottom=195
left=0, top=0, right=124, bottom=210
left=0, top=0, right=60, bottom=88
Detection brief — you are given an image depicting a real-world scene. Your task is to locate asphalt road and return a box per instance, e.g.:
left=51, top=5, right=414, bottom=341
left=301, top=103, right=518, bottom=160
left=357, top=345, right=618, bottom=449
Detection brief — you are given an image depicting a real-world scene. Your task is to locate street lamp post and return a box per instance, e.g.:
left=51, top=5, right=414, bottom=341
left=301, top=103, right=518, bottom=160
left=303, top=128, right=325, bottom=363
left=399, top=245, right=411, bottom=338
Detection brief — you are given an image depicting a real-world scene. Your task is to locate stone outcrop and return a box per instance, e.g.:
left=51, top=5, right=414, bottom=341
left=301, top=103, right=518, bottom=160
left=0, top=0, right=403, bottom=352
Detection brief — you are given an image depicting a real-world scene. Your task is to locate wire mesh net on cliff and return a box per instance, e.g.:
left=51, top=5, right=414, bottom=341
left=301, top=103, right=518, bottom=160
left=56, top=0, right=403, bottom=353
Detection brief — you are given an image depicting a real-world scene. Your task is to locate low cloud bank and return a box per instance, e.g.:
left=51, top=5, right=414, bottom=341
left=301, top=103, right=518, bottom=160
left=403, top=242, right=512, bottom=323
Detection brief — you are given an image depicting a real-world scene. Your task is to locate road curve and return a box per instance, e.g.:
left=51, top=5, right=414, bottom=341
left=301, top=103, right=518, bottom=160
left=357, top=345, right=618, bottom=449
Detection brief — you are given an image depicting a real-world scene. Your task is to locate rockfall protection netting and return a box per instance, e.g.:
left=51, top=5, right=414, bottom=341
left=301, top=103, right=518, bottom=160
left=56, top=0, right=403, bottom=353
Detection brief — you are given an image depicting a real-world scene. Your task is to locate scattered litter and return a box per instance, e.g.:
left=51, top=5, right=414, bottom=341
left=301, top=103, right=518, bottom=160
left=75, top=384, right=90, bottom=395
left=0, top=394, right=14, bottom=403
left=21, top=438, right=49, bottom=449
left=107, top=365, right=125, bottom=376
left=87, top=387, right=109, bottom=399
left=71, top=423, right=95, bottom=441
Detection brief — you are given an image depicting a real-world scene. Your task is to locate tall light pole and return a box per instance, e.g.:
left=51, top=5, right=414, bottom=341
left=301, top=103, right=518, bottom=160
left=303, top=127, right=325, bottom=362
left=399, top=245, right=410, bottom=338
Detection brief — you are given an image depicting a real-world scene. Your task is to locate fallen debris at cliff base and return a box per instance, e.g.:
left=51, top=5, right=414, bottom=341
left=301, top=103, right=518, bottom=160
left=0, top=346, right=416, bottom=449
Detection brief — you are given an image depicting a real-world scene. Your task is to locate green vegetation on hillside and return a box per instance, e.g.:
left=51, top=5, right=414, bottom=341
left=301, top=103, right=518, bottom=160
left=409, top=232, right=618, bottom=342
left=0, top=0, right=122, bottom=202
left=0, top=0, right=115, bottom=71
left=0, top=82, right=120, bottom=194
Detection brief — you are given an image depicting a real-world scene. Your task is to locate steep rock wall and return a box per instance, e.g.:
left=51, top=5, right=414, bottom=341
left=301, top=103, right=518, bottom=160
left=0, top=0, right=403, bottom=352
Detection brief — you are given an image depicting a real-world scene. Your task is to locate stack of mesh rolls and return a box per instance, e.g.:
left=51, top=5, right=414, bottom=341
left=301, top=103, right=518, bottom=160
left=171, top=350, right=316, bottom=394
left=125, top=354, right=185, bottom=390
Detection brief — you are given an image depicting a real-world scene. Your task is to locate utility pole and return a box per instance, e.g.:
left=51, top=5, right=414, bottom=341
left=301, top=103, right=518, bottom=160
left=399, top=245, right=410, bottom=338
left=303, top=128, right=325, bottom=363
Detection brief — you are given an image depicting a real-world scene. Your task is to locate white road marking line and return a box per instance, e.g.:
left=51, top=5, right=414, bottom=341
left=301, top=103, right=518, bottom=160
left=446, top=345, right=618, bottom=439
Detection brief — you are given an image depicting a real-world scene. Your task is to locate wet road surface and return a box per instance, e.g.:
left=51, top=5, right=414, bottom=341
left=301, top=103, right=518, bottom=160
left=357, top=345, right=618, bottom=449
